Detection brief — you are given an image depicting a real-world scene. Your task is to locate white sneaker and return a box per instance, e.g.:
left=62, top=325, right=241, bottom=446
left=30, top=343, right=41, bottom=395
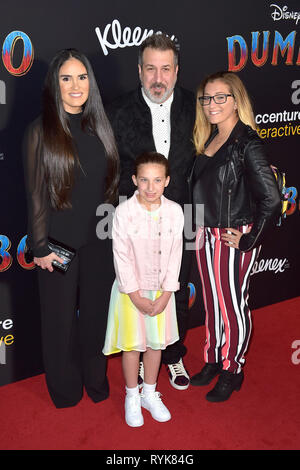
left=125, top=393, right=144, bottom=427
left=141, top=391, right=171, bottom=422
left=166, top=358, right=190, bottom=390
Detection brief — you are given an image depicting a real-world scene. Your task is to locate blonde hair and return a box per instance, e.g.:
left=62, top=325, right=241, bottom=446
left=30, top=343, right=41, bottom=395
left=193, top=71, right=257, bottom=154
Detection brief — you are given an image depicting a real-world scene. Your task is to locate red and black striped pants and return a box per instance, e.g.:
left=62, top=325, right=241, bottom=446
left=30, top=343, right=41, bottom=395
left=195, top=227, right=259, bottom=373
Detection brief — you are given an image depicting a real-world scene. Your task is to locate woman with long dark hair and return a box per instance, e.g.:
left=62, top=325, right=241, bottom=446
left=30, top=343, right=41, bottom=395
left=190, top=71, right=280, bottom=402
left=24, top=49, right=119, bottom=408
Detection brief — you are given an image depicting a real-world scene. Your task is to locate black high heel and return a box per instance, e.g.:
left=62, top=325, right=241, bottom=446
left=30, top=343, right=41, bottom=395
left=206, top=370, right=244, bottom=402
left=190, top=362, right=222, bottom=386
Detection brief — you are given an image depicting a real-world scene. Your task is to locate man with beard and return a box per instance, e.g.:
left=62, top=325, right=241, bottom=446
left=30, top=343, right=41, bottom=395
left=106, top=33, right=195, bottom=391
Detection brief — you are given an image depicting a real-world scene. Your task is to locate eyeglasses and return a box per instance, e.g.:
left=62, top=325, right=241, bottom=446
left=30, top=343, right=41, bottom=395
left=198, top=94, right=234, bottom=106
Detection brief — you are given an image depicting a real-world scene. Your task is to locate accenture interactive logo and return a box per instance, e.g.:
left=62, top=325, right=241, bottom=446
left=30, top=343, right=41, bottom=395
left=0, top=317, right=14, bottom=365
left=256, top=81, right=300, bottom=140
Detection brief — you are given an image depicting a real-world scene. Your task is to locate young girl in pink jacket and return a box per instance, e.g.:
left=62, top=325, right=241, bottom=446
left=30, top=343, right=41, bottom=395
left=103, top=152, right=184, bottom=427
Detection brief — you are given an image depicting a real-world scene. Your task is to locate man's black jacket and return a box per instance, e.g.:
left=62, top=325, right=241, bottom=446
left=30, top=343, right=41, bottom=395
left=106, top=86, right=196, bottom=207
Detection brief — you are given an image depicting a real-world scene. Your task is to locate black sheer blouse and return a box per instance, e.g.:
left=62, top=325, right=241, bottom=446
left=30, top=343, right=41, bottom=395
left=23, top=112, right=107, bottom=257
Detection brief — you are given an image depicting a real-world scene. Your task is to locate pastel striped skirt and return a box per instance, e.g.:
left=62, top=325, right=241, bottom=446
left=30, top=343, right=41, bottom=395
left=102, top=280, right=179, bottom=355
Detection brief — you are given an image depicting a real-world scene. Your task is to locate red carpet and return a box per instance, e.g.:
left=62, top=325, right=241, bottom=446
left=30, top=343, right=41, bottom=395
left=0, top=297, right=299, bottom=451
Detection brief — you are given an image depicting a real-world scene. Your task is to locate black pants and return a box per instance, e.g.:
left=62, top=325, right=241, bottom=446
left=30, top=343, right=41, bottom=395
left=37, top=239, right=114, bottom=408
left=161, top=247, right=192, bottom=365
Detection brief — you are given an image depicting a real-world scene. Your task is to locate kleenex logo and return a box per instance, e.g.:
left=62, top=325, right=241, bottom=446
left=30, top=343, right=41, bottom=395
left=251, top=257, right=289, bottom=275
left=95, top=19, right=177, bottom=56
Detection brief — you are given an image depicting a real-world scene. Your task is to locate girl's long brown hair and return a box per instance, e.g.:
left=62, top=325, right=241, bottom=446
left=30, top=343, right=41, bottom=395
left=42, top=48, right=119, bottom=209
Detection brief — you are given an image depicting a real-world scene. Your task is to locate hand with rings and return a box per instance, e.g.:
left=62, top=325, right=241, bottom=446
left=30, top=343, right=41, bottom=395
left=221, top=227, right=250, bottom=249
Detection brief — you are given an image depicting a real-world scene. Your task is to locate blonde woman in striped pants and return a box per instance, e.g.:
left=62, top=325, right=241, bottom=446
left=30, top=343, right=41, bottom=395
left=189, top=72, right=280, bottom=402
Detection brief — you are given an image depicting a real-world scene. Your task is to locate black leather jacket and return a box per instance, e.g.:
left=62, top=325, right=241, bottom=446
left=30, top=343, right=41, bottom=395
left=190, top=121, right=281, bottom=252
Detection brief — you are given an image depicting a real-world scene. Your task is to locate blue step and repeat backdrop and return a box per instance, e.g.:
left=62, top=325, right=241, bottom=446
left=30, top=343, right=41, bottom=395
left=0, top=0, right=299, bottom=386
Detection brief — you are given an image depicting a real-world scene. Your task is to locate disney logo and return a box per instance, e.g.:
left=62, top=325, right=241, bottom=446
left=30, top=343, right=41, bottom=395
left=95, top=19, right=177, bottom=56
left=270, top=4, right=300, bottom=24
left=251, top=257, right=289, bottom=275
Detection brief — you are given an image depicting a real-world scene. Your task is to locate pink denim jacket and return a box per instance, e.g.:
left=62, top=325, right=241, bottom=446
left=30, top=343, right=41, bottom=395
left=112, top=192, right=184, bottom=294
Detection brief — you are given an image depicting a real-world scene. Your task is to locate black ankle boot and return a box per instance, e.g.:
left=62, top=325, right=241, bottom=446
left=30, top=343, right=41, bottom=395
left=190, top=362, right=223, bottom=386
left=205, top=370, right=244, bottom=402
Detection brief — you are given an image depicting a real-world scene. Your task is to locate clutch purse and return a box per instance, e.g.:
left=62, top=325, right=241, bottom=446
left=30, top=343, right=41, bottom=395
left=24, top=238, right=76, bottom=272
left=47, top=238, right=76, bottom=272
